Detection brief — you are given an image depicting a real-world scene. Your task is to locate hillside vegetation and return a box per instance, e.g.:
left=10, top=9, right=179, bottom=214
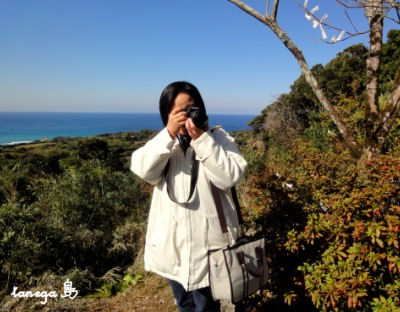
left=236, top=29, right=400, bottom=311
left=0, top=30, right=399, bottom=311
left=0, top=130, right=157, bottom=311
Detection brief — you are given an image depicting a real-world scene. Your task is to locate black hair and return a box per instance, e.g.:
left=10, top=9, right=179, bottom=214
left=159, top=81, right=207, bottom=126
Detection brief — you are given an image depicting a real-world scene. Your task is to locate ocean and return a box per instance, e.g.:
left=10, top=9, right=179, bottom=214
left=0, top=112, right=255, bottom=145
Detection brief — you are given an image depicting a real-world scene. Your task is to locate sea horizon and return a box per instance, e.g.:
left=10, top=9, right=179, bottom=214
left=0, top=112, right=256, bottom=145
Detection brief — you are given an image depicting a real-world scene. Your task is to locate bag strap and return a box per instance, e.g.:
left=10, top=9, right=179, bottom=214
left=231, top=186, right=244, bottom=225
left=210, top=182, right=228, bottom=233
left=210, top=182, right=244, bottom=235
left=208, top=127, right=244, bottom=229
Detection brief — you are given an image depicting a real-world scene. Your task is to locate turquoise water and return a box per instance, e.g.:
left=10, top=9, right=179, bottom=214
left=0, top=112, right=255, bottom=144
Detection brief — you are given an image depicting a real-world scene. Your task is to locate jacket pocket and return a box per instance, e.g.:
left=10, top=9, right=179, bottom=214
left=204, top=214, right=230, bottom=250
left=147, top=213, right=180, bottom=275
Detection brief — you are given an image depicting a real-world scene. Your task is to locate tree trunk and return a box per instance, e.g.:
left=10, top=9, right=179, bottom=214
left=228, top=0, right=363, bottom=158
left=364, top=0, right=384, bottom=155
left=228, top=0, right=400, bottom=159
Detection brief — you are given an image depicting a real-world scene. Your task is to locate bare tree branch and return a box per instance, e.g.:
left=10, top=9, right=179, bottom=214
left=336, top=0, right=364, bottom=9
left=387, top=0, right=400, bottom=9
left=385, top=0, right=400, bottom=21
left=228, top=0, right=363, bottom=157
left=343, top=7, right=359, bottom=32
left=272, top=0, right=280, bottom=20
left=300, top=0, right=395, bottom=43
left=266, top=0, right=270, bottom=16
left=373, top=69, right=400, bottom=149
left=385, top=14, right=400, bottom=23
left=296, top=0, right=349, bottom=34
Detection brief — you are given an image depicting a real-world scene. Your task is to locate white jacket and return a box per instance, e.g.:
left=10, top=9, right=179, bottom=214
left=130, top=126, right=247, bottom=291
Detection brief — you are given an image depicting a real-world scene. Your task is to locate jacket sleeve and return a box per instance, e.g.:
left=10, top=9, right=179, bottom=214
left=130, top=127, right=175, bottom=185
left=190, top=127, right=247, bottom=191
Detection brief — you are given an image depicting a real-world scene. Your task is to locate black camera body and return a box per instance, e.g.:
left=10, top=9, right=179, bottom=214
left=186, top=105, right=208, bottom=131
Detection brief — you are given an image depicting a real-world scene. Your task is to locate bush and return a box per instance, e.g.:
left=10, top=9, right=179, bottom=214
left=242, top=138, right=400, bottom=311
left=288, top=154, right=400, bottom=311
left=77, top=138, right=109, bottom=161
left=241, top=138, right=355, bottom=310
left=0, top=159, right=150, bottom=298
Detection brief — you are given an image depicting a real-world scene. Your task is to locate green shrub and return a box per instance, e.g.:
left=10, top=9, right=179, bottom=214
left=242, top=138, right=400, bottom=311
left=0, top=158, right=150, bottom=298
left=289, top=154, right=400, bottom=311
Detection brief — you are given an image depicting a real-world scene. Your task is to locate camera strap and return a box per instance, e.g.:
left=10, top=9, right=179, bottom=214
left=162, top=128, right=244, bottom=226
left=177, top=133, right=191, bottom=155
left=163, top=150, right=199, bottom=204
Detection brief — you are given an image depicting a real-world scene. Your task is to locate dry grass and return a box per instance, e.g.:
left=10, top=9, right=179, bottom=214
left=1, top=274, right=176, bottom=312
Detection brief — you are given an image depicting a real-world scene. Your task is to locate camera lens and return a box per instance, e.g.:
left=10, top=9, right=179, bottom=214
left=187, top=106, right=208, bottom=130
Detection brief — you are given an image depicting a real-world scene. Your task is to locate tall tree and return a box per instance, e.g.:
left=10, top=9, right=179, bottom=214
left=228, top=0, right=400, bottom=158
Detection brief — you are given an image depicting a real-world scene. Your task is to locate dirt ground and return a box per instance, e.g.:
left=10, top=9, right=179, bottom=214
left=88, top=274, right=177, bottom=312
left=87, top=274, right=235, bottom=312
left=2, top=273, right=236, bottom=312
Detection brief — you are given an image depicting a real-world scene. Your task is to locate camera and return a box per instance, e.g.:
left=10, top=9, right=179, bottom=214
left=186, top=105, right=208, bottom=130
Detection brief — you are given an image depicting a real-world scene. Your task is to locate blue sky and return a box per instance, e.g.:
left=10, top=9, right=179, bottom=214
left=0, top=0, right=398, bottom=115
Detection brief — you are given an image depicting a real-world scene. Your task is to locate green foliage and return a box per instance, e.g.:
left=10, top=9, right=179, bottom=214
left=248, top=107, right=268, bottom=134
left=321, top=44, right=367, bottom=100
left=289, top=155, right=400, bottom=311
left=0, top=162, right=27, bottom=205
left=240, top=137, right=356, bottom=310
left=77, top=138, right=109, bottom=161
left=240, top=29, right=400, bottom=312
left=240, top=133, right=400, bottom=310
left=380, top=29, right=400, bottom=95
left=301, top=111, right=335, bottom=152
left=30, top=160, right=148, bottom=272
left=250, top=31, right=398, bottom=150
left=26, top=152, right=64, bottom=175
left=279, top=43, right=367, bottom=131
left=371, top=296, right=400, bottom=312
left=0, top=131, right=153, bottom=302
left=88, top=273, right=145, bottom=298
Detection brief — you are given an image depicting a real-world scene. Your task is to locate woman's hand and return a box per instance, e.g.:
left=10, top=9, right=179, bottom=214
left=167, top=105, right=187, bottom=139
left=185, top=118, right=204, bottom=140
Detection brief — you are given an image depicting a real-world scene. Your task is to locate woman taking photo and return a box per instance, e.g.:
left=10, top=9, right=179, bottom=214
left=130, top=81, right=247, bottom=312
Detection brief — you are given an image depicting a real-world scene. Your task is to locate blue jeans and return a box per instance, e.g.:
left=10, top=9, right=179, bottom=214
left=167, top=279, right=221, bottom=312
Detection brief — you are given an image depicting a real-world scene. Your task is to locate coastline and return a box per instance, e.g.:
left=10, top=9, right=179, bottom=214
left=1, top=140, right=34, bottom=146
left=0, top=112, right=255, bottom=146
